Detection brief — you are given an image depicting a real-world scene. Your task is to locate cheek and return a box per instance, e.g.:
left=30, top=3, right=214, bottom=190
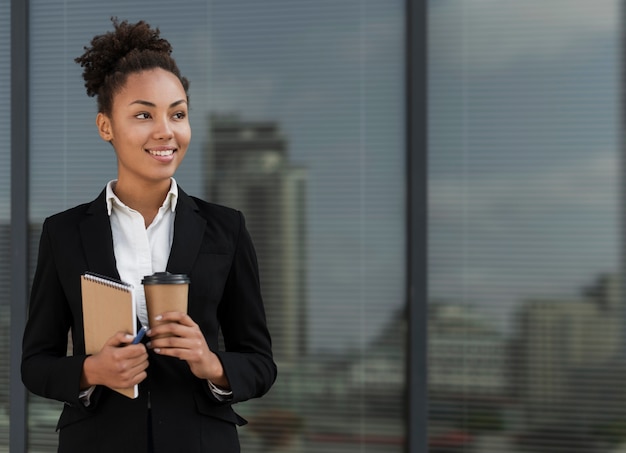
left=178, top=125, right=192, bottom=147
left=113, top=124, right=147, bottom=146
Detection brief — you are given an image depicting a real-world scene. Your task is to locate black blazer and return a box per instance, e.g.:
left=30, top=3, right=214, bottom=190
left=21, top=187, right=277, bottom=453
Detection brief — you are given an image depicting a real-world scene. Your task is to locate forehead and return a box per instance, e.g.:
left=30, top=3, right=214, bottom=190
left=115, top=68, right=187, bottom=105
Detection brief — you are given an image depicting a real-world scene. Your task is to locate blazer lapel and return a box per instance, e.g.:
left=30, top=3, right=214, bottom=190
left=167, top=188, right=206, bottom=275
left=79, top=190, right=120, bottom=280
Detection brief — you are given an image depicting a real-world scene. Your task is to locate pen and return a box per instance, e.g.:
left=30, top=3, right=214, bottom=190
left=131, top=326, right=147, bottom=344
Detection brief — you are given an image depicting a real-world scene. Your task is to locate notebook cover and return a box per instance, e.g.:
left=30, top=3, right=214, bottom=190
left=81, top=273, right=138, bottom=399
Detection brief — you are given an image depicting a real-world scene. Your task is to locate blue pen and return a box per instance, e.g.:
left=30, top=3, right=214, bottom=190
left=131, top=326, right=147, bottom=344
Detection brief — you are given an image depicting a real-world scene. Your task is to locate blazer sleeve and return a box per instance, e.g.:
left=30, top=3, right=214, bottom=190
left=21, top=220, right=89, bottom=408
left=215, top=211, right=277, bottom=404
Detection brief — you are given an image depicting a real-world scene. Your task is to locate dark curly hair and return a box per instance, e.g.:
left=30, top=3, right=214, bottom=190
left=75, top=17, right=190, bottom=115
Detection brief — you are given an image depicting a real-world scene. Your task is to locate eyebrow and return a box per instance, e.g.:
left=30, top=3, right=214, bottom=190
left=129, top=99, right=187, bottom=108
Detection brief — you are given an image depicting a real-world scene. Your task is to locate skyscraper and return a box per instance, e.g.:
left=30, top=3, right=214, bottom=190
left=206, top=114, right=308, bottom=364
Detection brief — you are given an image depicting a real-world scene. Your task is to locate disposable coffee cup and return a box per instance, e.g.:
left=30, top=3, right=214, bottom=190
left=142, top=272, right=190, bottom=338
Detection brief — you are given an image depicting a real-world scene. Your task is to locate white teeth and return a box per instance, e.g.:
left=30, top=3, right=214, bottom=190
left=149, top=149, right=174, bottom=156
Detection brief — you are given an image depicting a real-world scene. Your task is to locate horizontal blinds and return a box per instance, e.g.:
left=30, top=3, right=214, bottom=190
left=0, top=0, right=10, bottom=448
left=205, top=6, right=406, bottom=450
left=429, top=1, right=622, bottom=451
left=28, top=1, right=406, bottom=451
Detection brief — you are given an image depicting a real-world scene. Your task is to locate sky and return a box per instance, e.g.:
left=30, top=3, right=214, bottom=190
left=429, top=0, right=622, bottom=332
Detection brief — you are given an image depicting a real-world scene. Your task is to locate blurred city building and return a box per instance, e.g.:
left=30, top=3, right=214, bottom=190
left=426, top=275, right=626, bottom=452
left=429, top=303, right=508, bottom=400
left=206, top=114, right=308, bottom=364
left=514, top=274, right=624, bottom=441
left=428, top=303, right=509, bottom=451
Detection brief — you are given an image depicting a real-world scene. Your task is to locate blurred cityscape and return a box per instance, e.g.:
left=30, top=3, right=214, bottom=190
left=4, top=1, right=622, bottom=452
left=428, top=273, right=626, bottom=453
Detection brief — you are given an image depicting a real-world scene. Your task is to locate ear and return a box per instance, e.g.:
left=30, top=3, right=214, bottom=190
left=96, top=112, right=114, bottom=142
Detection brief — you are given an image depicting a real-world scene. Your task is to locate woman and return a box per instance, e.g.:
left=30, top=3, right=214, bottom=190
left=21, top=18, right=276, bottom=453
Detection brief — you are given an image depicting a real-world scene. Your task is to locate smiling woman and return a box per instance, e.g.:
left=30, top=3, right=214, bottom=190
left=21, top=18, right=276, bottom=453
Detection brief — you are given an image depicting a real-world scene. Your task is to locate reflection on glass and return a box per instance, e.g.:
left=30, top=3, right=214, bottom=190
left=429, top=1, right=622, bottom=452
left=27, top=1, right=406, bottom=451
left=208, top=114, right=308, bottom=365
left=0, top=0, right=10, bottom=450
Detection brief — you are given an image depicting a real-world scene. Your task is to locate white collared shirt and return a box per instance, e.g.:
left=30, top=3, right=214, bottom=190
left=94, top=178, right=232, bottom=402
left=106, top=178, right=178, bottom=328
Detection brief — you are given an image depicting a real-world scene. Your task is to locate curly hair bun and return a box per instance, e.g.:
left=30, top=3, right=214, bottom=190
left=75, top=17, right=188, bottom=113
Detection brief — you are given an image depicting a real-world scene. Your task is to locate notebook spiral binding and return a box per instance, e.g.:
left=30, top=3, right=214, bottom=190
left=83, top=272, right=134, bottom=291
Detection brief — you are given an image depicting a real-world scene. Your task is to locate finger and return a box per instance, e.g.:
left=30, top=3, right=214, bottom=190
left=148, top=322, right=197, bottom=341
left=112, top=341, right=148, bottom=355
left=128, top=354, right=150, bottom=373
left=133, top=370, right=148, bottom=385
left=106, top=331, right=135, bottom=347
left=153, top=311, right=196, bottom=327
left=150, top=345, right=214, bottom=381
left=119, top=365, right=148, bottom=388
left=117, top=352, right=149, bottom=378
left=125, top=344, right=149, bottom=359
left=120, top=369, right=148, bottom=388
left=148, top=333, right=194, bottom=350
left=150, top=345, right=194, bottom=361
left=149, top=337, right=207, bottom=361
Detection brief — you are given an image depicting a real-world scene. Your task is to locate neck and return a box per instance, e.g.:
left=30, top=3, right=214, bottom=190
left=113, top=178, right=171, bottom=226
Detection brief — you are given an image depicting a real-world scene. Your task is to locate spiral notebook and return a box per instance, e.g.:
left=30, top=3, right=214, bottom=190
left=81, top=272, right=138, bottom=399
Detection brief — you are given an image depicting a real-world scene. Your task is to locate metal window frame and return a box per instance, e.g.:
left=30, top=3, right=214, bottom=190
left=10, top=0, right=29, bottom=451
left=406, top=0, right=428, bottom=452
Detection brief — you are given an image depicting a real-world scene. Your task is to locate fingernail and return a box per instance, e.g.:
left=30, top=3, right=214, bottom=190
left=155, top=315, right=163, bottom=321
left=125, top=334, right=134, bottom=340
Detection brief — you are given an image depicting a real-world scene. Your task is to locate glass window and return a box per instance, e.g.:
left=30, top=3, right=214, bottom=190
left=429, top=1, right=622, bottom=451
left=28, top=1, right=406, bottom=451
left=0, top=0, right=10, bottom=449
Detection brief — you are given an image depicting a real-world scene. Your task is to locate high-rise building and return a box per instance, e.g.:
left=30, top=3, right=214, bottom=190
left=206, top=114, right=308, bottom=364
left=514, top=274, right=622, bottom=427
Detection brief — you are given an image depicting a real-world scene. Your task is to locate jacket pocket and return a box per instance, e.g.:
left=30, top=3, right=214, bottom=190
left=56, top=404, right=92, bottom=431
left=193, top=393, right=247, bottom=426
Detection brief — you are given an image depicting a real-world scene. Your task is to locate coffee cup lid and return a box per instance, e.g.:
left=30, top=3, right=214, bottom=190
left=141, top=272, right=190, bottom=285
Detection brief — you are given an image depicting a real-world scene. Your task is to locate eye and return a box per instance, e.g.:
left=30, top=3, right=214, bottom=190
left=135, top=112, right=151, bottom=120
left=173, top=112, right=187, bottom=120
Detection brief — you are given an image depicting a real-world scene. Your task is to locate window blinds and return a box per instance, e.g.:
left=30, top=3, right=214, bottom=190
left=0, top=0, right=11, bottom=447
left=429, top=1, right=623, bottom=451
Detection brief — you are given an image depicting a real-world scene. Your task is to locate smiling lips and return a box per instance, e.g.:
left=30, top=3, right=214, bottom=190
left=146, top=147, right=176, bottom=162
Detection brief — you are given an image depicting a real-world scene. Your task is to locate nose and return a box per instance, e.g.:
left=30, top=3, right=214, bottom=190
left=153, top=116, right=174, bottom=140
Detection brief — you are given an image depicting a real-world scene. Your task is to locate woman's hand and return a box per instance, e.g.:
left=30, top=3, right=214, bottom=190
left=146, top=312, right=230, bottom=389
left=81, top=331, right=149, bottom=390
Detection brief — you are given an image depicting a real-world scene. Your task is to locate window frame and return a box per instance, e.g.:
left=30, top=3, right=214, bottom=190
left=10, top=0, right=30, bottom=450
left=407, top=1, right=428, bottom=452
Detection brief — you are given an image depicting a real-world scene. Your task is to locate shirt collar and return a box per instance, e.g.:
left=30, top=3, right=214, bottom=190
left=105, top=178, right=179, bottom=216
